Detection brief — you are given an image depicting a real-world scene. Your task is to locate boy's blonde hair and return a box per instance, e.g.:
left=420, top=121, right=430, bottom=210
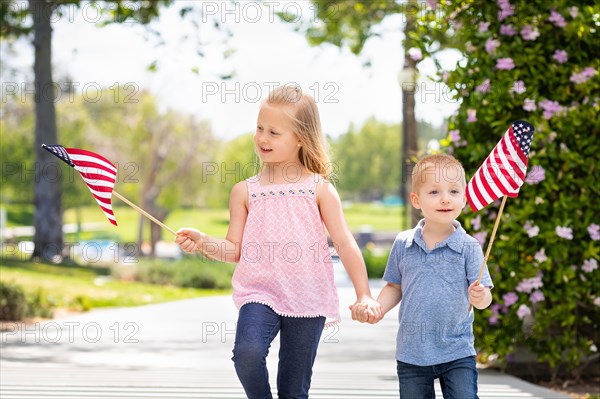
left=264, top=85, right=332, bottom=179
left=411, top=154, right=466, bottom=193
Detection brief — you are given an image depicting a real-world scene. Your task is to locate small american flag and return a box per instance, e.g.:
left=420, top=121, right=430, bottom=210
left=43, top=144, right=118, bottom=226
left=466, top=121, right=534, bottom=212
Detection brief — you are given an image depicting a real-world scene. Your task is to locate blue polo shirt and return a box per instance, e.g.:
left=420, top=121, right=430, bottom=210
left=383, top=219, right=493, bottom=366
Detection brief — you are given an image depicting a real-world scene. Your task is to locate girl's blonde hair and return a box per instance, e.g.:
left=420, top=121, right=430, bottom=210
left=264, top=85, right=332, bottom=179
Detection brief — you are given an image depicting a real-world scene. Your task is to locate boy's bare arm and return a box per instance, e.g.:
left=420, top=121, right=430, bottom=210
left=377, top=282, right=403, bottom=314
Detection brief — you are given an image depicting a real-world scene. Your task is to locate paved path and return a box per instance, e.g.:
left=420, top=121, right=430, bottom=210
left=0, top=282, right=569, bottom=399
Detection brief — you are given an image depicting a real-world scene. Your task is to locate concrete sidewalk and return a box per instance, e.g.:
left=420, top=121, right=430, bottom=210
left=0, top=285, right=569, bottom=399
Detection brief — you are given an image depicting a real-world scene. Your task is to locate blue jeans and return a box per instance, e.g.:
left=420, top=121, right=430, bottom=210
left=232, top=303, right=325, bottom=399
left=396, top=356, right=479, bottom=399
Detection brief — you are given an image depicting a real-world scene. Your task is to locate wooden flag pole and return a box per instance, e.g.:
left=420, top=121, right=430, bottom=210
left=469, top=195, right=508, bottom=312
left=112, top=190, right=178, bottom=237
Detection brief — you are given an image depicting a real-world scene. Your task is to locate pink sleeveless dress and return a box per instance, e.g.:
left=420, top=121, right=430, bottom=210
left=232, top=174, right=340, bottom=324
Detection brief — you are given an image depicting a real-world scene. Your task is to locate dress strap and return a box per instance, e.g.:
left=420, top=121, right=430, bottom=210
left=245, top=175, right=261, bottom=196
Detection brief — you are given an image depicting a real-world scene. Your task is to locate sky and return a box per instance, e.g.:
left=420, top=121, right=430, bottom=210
left=3, top=0, right=461, bottom=140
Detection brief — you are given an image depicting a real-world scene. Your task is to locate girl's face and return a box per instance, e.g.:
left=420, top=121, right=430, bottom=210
left=254, top=103, right=302, bottom=165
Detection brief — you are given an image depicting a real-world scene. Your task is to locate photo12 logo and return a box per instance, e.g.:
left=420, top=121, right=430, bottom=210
left=201, top=82, right=339, bottom=104
left=1, top=321, right=140, bottom=344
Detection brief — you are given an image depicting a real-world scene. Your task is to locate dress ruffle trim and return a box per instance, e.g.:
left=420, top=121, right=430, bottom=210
left=238, top=299, right=340, bottom=327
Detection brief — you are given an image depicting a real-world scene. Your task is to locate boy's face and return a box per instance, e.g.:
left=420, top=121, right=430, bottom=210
left=410, top=164, right=467, bottom=225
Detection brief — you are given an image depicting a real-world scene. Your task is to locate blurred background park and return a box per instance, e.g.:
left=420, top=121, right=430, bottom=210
left=1, top=0, right=598, bottom=395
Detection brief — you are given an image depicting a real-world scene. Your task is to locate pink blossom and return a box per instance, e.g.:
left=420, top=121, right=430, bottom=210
left=496, top=58, right=515, bottom=70
left=548, top=10, right=566, bottom=28
left=408, top=47, right=423, bottom=61
left=479, top=22, right=490, bottom=32
left=516, top=275, right=543, bottom=294
left=588, top=224, right=600, bottom=241
left=427, top=0, right=437, bottom=9
left=497, top=0, right=515, bottom=20
left=511, top=80, right=527, bottom=95
left=594, top=297, right=600, bottom=307
left=517, top=304, right=531, bottom=319
left=570, top=67, right=597, bottom=84
left=476, top=79, right=491, bottom=93
left=556, top=226, right=574, bottom=240
left=488, top=316, right=499, bottom=325
left=467, top=109, right=477, bottom=123
left=503, top=292, right=518, bottom=306
left=485, top=38, right=500, bottom=54
left=553, top=49, right=568, bottom=64
left=471, top=215, right=482, bottom=231
left=525, top=165, right=545, bottom=184
left=490, top=303, right=507, bottom=315
left=539, top=99, right=563, bottom=119
left=534, top=248, right=547, bottom=263
left=582, top=258, right=598, bottom=273
left=530, top=290, right=545, bottom=303
left=520, top=25, right=540, bottom=41
left=569, top=7, right=578, bottom=18
left=500, top=24, right=517, bottom=36
left=523, top=99, right=537, bottom=112
left=473, top=231, right=487, bottom=246
left=524, top=221, right=539, bottom=237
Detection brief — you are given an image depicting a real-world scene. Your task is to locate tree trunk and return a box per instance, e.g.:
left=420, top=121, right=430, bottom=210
left=150, top=207, right=167, bottom=257
left=401, top=0, right=420, bottom=228
left=31, top=0, right=63, bottom=261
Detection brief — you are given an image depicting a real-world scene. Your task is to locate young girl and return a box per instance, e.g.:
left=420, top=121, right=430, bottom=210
left=175, top=85, right=381, bottom=398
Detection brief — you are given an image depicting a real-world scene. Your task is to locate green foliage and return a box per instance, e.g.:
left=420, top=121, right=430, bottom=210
left=134, top=257, right=234, bottom=290
left=0, top=281, right=28, bottom=321
left=0, top=258, right=226, bottom=311
left=0, top=281, right=56, bottom=321
left=282, top=0, right=403, bottom=54
left=363, top=246, right=390, bottom=278
left=415, top=0, right=600, bottom=374
left=1, top=0, right=172, bottom=39
left=331, top=118, right=401, bottom=200
left=204, top=133, right=258, bottom=208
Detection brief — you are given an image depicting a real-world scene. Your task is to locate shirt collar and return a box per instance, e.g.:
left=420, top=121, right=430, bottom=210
left=405, top=219, right=467, bottom=253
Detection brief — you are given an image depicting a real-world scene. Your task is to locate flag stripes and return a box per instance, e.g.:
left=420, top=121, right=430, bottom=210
left=43, top=145, right=118, bottom=226
left=466, top=121, right=534, bottom=212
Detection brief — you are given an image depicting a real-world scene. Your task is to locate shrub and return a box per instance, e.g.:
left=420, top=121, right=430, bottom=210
left=0, top=281, right=28, bottom=321
left=414, top=0, right=599, bottom=376
left=133, top=257, right=234, bottom=289
left=363, top=247, right=390, bottom=278
left=0, top=282, right=56, bottom=321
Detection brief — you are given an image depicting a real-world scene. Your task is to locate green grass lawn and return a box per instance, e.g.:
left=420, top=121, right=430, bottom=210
left=5, top=203, right=404, bottom=242
left=66, top=203, right=404, bottom=241
left=0, top=259, right=229, bottom=311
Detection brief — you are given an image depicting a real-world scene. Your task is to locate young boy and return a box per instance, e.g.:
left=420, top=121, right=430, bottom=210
left=352, top=154, right=493, bottom=399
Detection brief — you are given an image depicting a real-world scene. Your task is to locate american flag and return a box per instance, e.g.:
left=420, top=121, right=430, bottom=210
left=466, top=121, right=534, bottom=212
left=43, top=144, right=118, bottom=226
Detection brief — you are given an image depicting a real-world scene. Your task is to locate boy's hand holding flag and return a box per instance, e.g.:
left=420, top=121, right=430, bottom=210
left=464, top=120, right=535, bottom=312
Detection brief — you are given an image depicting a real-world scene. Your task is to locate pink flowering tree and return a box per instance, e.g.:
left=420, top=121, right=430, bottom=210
left=414, top=0, right=599, bottom=378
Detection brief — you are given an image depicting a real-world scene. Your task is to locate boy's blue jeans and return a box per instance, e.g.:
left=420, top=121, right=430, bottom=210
left=396, top=356, right=479, bottom=399
left=231, top=303, right=325, bottom=399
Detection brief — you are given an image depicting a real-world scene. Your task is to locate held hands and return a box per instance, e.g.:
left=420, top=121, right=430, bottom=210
left=349, top=297, right=383, bottom=324
left=175, top=228, right=203, bottom=253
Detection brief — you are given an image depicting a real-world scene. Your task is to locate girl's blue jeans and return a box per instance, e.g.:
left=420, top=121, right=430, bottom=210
left=232, top=303, right=325, bottom=399
left=396, top=356, right=479, bottom=399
